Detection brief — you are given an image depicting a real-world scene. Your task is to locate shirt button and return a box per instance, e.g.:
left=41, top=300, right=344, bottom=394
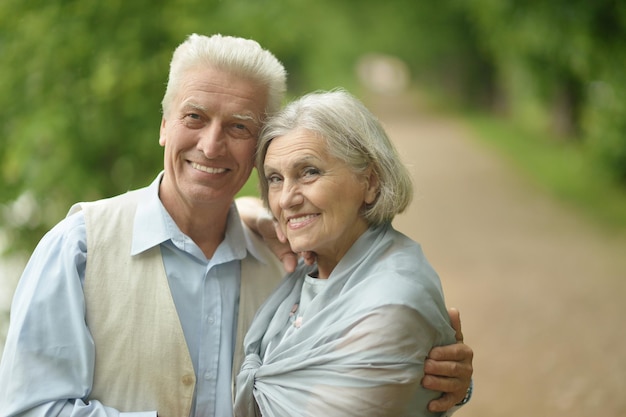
left=182, top=374, right=194, bottom=385
left=207, top=316, right=215, bottom=325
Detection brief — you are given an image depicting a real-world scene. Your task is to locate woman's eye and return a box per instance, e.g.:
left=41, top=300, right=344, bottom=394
left=302, top=167, right=320, bottom=178
left=266, top=174, right=282, bottom=185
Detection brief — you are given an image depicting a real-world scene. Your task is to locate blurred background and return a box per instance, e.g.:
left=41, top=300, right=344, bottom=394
left=1, top=1, right=625, bottom=416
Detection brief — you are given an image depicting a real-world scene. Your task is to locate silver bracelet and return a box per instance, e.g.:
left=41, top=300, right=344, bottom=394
left=457, top=379, right=473, bottom=406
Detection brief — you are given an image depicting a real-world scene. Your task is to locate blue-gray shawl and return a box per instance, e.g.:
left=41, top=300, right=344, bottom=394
left=234, top=224, right=455, bottom=417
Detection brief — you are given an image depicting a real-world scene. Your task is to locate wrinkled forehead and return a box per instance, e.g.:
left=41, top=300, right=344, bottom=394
left=170, top=66, right=269, bottom=118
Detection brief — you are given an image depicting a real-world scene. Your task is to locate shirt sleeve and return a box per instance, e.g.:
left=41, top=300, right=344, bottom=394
left=0, top=212, right=153, bottom=417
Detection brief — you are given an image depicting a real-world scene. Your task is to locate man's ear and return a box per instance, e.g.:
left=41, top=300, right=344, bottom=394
left=159, top=118, right=167, bottom=146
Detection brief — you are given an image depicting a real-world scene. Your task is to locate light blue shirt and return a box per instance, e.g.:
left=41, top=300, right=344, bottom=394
left=0, top=174, right=250, bottom=417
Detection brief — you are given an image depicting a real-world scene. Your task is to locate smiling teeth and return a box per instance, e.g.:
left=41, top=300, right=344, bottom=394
left=191, top=162, right=226, bottom=174
left=288, top=214, right=317, bottom=225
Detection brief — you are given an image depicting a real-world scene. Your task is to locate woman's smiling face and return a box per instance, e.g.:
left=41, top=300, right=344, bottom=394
left=263, top=128, right=378, bottom=277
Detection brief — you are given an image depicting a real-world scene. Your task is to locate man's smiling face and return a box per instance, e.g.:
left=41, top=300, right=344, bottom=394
left=158, top=66, right=268, bottom=210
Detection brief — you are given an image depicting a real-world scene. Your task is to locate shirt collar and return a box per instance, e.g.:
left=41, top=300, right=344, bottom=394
left=130, top=172, right=266, bottom=265
left=131, top=172, right=170, bottom=255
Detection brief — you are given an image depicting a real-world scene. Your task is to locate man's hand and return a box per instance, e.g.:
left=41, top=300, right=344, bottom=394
left=236, top=196, right=299, bottom=272
left=422, top=307, right=474, bottom=412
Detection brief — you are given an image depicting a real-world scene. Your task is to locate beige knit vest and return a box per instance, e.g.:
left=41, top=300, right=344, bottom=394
left=78, top=191, right=195, bottom=417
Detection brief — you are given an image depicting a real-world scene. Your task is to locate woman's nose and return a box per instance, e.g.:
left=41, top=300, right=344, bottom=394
left=279, top=180, right=303, bottom=208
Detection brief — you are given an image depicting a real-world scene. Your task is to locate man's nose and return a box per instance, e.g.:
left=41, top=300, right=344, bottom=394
left=197, top=123, right=226, bottom=157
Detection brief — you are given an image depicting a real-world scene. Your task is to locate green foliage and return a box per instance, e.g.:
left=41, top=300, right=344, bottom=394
left=455, top=0, right=626, bottom=180
left=583, top=49, right=626, bottom=183
left=237, top=169, right=260, bottom=199
left=1, top=0, right=173, bottom=252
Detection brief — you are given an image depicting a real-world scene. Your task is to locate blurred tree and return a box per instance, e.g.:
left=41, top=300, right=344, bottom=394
left=1, top=0, right=173, bottom=253
left=456, top=0, right=626, bottom=180
left=582, top=3, right=626, bottom=182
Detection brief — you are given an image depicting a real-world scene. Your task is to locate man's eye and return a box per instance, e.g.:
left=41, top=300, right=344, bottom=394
left=182, top=113, right=202, bottom=123
left=230, top=123, right=255, bottom=139
left=182, top=113, right=204, bottom=128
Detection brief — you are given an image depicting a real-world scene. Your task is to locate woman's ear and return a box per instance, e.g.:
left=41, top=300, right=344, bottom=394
left=363, top=169, right=379, bottom=205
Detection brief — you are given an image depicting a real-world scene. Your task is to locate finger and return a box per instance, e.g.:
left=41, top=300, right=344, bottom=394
left=422, top=374, right=468, bottom=410
left=424, top=356, right=473, bottom=381
left=428, top=343, right=473, bottom=362
left=281, top=253, right=298, bottom=273
left=427, top=392, right=463, bottom=413
left=301, top=251, right=316, bottom=266
left=447, top=307, right=463, bottom=343
left=422, top=372, right=464, bottom=393
left=274, top=222, right=288, bottom=243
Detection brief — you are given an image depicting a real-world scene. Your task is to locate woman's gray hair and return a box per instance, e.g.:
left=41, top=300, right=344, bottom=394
left=161, top=33, right=287, bottom=117
left=256, top=89, right=413, bottom=226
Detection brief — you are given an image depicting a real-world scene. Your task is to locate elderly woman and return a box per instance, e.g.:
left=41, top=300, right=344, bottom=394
left=234, top=89, right=458, bottom=417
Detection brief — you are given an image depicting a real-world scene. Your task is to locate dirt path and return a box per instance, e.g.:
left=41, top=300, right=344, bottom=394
left=366, top=93, right=626, bottom=417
